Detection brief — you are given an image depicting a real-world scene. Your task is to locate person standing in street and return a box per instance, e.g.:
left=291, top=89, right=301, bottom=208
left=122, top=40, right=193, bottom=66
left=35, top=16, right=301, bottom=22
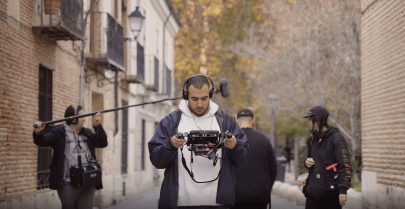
left=33, top=105, right=108, bottom=209
left=301, top=105, right=352, bottom=209
left=234, top=108, right=277, bottom=209
left=284, top=144, right=291, bottom=172
left=148, top=74, right=249, bottom=209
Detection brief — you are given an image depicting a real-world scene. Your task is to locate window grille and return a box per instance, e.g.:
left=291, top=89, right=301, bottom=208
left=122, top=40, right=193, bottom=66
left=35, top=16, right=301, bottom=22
left=37, top=64, right=53, bottom=190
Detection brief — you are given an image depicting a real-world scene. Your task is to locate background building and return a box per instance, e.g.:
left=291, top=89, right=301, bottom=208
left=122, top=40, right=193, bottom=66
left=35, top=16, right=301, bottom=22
left=0, top=0, right=180, bottom=208
left=361, top=0, right=405, bottom=208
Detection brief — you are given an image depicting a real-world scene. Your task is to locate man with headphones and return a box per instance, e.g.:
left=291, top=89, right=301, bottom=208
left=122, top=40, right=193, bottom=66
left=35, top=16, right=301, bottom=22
left=149, top=74, right=249, bottom=209
left=33, top=105, right=107, bottom=209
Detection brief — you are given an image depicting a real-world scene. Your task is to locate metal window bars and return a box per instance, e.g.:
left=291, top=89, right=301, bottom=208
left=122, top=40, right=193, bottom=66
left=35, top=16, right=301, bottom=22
left=37, top=65, right=53, bottom=190
left=35, top=0, right=83, bottom=40
left=88, top=12, right=125, bottom=72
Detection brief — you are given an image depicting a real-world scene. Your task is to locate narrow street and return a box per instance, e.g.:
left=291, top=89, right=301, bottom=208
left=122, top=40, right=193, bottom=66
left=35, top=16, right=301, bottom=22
left=105, top=187, right=305, bottom=209
left=105, top=169, right=305, bottom=209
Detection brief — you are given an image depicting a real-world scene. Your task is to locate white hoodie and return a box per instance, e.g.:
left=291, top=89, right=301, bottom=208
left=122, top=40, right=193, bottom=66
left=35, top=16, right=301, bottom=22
left=177, top=99, right=223, bottom=206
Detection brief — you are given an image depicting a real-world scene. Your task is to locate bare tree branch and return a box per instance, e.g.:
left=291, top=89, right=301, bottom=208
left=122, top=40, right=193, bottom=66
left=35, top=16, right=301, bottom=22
left=230, top=0, right=362, bottom=153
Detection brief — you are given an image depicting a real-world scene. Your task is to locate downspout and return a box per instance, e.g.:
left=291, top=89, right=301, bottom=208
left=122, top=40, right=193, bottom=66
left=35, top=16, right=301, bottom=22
left=162, top=11, right=172, bottom=94
left=80, top=0, right=100, bottom=108
left=79, top=1, right=86, bottom=108
left=80, top=65, right=85, bottom=107
left=114, top=70, right=119, bottom=135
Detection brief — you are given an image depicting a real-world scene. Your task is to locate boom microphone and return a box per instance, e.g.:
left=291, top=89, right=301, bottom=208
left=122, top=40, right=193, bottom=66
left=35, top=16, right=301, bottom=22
left=33, top=78, right=231, bottom=128
left=219, top=78, right=229, bottom=98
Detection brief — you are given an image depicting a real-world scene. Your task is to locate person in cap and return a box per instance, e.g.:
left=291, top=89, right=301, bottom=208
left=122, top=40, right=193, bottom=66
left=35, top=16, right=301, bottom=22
left=234, top=108, right=277, bottom=209
left=301, top=105, right=352, bottom=209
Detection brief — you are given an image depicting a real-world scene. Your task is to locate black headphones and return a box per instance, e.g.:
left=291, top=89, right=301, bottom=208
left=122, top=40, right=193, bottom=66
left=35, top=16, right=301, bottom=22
left=71, top=106, right=79, bottom=124
left=182, top=74, right=215, bottom=100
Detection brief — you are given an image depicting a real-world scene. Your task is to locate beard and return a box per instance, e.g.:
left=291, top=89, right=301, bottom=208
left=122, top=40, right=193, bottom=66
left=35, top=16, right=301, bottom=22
left=188, top=104, right=209, bottom=117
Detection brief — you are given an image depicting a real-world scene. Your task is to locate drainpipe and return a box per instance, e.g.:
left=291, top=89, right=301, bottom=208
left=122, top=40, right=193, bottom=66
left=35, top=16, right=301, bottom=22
left=114, top=70, right=119, bottom=136
left=80, top=66, right=85, bottom=107
left=162, top=11, right=172, bottom=94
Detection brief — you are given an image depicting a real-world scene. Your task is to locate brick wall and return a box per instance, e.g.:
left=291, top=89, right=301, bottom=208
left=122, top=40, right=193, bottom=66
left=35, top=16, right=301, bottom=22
left=361, top=0, right=405, bottom=207
left=0, top=0, right=81, bottom=203
left=0, top=0, right=179, bottom=207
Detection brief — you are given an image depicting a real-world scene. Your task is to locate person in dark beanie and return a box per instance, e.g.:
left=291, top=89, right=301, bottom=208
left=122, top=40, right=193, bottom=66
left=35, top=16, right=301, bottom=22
left=234, top=108, right=277, bottom=209
left=33, top=105, right=107, bottom=209
left=301, top=105, right=352, bottom=209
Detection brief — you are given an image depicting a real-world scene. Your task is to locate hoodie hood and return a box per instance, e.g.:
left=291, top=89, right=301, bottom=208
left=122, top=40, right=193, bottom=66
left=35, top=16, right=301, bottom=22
left=313, top=126, right=336, bottom=139
left=179, top=99, right=218, bottom=118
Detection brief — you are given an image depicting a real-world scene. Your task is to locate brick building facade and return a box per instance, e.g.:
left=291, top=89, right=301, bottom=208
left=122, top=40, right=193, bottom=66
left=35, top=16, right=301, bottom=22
left=361, top=0, right=405, bottom=208
left=0, top=1, right=82, bottom=207
left=0, top=0, right=180, bottom=208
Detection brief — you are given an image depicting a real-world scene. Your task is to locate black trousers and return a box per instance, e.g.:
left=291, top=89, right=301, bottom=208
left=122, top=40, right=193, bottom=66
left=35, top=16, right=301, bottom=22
left=305, top=195, right=342, bottom=209
left=233, top=201, right=268, bottom=209
left=57, top=185, right=96, bottom=209
left=178, top=206, right=230, bottom=209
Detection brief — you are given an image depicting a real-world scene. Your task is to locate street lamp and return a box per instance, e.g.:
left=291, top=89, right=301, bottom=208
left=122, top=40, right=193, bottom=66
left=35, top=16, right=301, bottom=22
left=268, top=93, right=279, bottom=148
left=126, top=6, right=145, bottom=41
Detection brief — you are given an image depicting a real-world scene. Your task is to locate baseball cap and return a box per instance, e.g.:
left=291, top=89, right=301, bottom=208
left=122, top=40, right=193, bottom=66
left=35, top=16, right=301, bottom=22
left=237, top=108, right=254, bottom=118
left=301, top=105, right=329, bottom=118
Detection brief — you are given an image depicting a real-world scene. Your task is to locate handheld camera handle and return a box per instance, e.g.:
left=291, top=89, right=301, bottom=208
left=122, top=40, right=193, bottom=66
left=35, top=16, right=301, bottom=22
left=176, top=132, right=185, bottom=139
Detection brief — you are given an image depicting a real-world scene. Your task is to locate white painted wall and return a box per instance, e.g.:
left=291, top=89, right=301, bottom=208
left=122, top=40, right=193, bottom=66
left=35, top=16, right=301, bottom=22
left=361, top=171, right=405, bottom=209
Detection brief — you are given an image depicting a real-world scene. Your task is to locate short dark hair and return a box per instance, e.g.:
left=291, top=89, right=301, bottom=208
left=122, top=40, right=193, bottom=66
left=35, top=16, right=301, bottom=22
left=65, top=105, right=83, bottom=125
left=186, top=75, right=210, bottom=92
left=237, top=116, right=253, bottom=123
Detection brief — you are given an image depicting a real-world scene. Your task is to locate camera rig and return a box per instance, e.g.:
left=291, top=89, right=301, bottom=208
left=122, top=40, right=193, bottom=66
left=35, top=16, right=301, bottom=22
left=176, top=130, right=232, bottom=160
left=176, top=130, right=233, bottom=184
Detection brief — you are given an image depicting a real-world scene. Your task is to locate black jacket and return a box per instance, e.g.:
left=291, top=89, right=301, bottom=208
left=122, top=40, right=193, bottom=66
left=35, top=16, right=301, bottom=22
left=234, top=127, right=277, bottom=203
left=148, top=109, right=250, bottom=209
left=303, top=127, right=352, bottom=200
left=33, top=124, right=108, bottom=190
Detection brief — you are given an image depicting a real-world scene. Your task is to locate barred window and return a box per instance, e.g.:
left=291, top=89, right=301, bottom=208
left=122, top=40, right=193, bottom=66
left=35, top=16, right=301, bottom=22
left=37, top=64, right=53, bottom=190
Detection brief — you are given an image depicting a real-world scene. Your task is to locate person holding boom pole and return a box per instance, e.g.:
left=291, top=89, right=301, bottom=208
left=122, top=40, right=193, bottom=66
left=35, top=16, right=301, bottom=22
left=33, top=105, right=107, bottom=209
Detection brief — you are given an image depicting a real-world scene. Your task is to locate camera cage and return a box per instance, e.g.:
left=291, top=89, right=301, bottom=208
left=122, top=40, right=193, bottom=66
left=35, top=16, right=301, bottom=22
left=187, top=130, right=220, bottom=143
left=177, top=130, right=231, bottom=158
left=177, top=130, right=232, bottom=183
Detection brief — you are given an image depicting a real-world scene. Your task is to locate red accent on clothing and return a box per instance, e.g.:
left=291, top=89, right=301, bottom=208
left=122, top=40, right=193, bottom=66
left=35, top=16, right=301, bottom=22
left=326, top=163, right=338, bottom=172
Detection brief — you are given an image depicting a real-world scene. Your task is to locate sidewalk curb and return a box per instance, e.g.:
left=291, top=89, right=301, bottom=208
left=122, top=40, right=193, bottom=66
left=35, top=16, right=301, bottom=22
left=272, top=180, right=362, bottom=208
